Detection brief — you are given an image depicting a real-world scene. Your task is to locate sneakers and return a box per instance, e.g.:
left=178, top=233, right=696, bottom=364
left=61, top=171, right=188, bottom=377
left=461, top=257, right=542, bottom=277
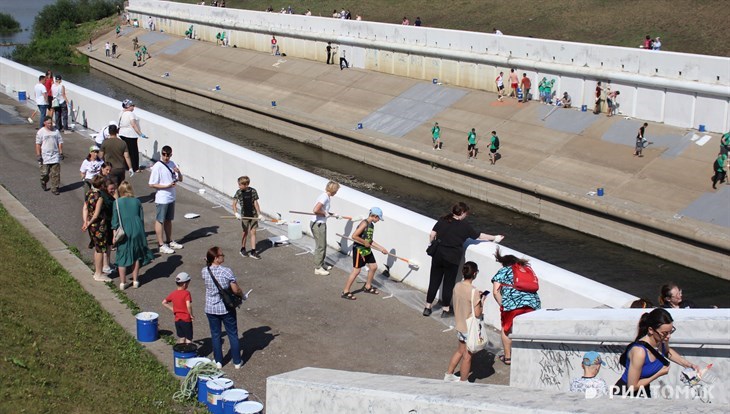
left=168, top=240, right=184, bottom=249
left=441, top=309, right=454, bottom=318
left=323, top=264, right=333, bottom=271
left=215, top=362, right=222, bottom=370
left=132, top=281, right=140, bottom=289
left=102, top=266, right=114, bottom=275
left=444, top=373, right=460, bottom=382
left=234, top=363, right=242, bottom=370
left=314, top=267, right=330, bottom=275
left=93, top=274, right=112, bottom=282
left=422, top=307, right=433, bottom=317
left=119, top=281, right=131, bottom=290
left=248, top=250, right=262, bottom=260
left=159, top=244, right=175, bottom=254
left=239, top=248, right=247, bottom=257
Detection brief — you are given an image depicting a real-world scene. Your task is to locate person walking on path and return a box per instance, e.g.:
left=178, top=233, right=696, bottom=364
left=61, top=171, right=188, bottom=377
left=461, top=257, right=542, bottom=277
left=634, top=123, right=648, bottom=157
left=488, top=131, right=500, bottom=165
left=720, top=131, right=729, bottom=156
left=44, top=70, right=54, bottom=121
left=232, top=176, right=262, bottom=259
left=162, top=272, right=195, bottom=344
left=149, top=145, right=184, bottom=254
left=491, top=247, right=541, bottom=366
left=99, top=177, right=118, bottom=275
left=36, top=116, right=64, bottom=195
left=81, top=175, right=112, bottom=282
left=311, top=181, right=340, bottom=275
left=203, top=246, right=245, bottom=369
left=79, top=145, right=103, bottom=190
left=444, top=261, right=487, bottom=382
left=33, top=75, right=48, bottom=128
left=711, top=152, right=727, bottom=189
left=105, top=41, right=111, bottom=57
left=423, top=202, right=504, bottom=317
left=467, top=128, right=477, bottom=160
left=613, top=308, right=699, bottom=398
left=341, top=208, right=388, bottom=300
left=118, top=99, right=147, bottom=172
left=339, top=49, right=349, bottom=70
left=508, top=69, right=519, bottom=98
left=270, top=35, right=278, bottom=55
left=495, top=71, right=505, bottom=102
left=50, top=75, right=70, bottom=133
left=112, top=181, right=154, bottom=290
left=519, top=73, right=531, bottom=103
left=431, top=122, right=442, bottom=150
left=99, top=124, right=133, bottom=186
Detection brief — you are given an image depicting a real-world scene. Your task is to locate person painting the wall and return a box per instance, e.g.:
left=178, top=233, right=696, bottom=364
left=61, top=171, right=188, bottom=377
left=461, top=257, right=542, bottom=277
left=311, top=181, right=340, bottom=275
left=341, top=207, right=387, bottom=300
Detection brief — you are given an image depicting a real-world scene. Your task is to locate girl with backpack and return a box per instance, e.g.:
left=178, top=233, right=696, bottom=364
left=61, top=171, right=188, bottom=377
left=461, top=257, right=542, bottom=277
left=491, top=247, right=541, bottom=365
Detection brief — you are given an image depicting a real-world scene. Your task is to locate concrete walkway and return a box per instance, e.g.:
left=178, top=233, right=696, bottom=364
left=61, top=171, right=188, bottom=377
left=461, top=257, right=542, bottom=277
left=0, top=93, right=510, bottom=406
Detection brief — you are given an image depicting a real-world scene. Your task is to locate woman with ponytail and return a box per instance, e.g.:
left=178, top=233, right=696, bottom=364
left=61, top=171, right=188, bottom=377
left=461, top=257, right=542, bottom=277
left=613, top=308, right=699, bottom=397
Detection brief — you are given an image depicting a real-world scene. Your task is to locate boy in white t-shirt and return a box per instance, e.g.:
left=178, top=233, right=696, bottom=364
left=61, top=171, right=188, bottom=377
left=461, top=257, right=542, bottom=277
left=569, top=351, right=609, bottom=398
left=148, top=145, right=183, bottom=254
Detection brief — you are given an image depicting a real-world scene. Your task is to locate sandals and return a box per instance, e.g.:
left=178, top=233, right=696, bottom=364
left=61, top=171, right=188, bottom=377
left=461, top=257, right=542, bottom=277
left=498, top=355, right=512, bottom=365
left=341, top=291, right=357, bottom=301
left=362, top=285, right=379, bottom=295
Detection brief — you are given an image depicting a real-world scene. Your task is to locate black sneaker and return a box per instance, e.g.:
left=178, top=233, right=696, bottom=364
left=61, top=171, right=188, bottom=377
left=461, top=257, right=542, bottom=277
left=248, top=250, right=262, bottom=260
left=422, top=307, right=432, bottom=317
left=239, top=248, right=246, bottom=257
left=441, top=309, right=454, bottom=318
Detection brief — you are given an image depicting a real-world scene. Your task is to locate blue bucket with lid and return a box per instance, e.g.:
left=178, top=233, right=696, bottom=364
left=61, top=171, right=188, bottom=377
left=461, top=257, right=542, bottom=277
left=197, top=373, right=223, bottom=404
left=207, top=378, right=234, bottom=413
left=172, top=343, right=197, bottom=376
left=234, top=401, right=264, bottom=414
left=135, top=312, right=158, bottom=342
left=222, top=388, right=250, bottom=414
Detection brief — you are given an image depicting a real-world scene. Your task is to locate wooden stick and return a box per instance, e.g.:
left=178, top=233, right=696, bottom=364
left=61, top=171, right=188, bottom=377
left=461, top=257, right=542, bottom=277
left=289, top=210, right=353, bottom=220
left=220, top=215, right=283, bottom=223
left=335, top=233, right=420, bottom=269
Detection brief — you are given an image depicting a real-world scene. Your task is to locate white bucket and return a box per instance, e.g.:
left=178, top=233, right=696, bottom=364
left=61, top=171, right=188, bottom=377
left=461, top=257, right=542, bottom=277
left=222, top=388, right=249, bottom=414
left=234, top=401, right=264, bottom=414
left=198, top=188, right=205, bottom=194
left=207, top=378, right=234, bottom=410
left=288, top=221, right=302, bottom=240
left=184, top=357, right=211, bottom=369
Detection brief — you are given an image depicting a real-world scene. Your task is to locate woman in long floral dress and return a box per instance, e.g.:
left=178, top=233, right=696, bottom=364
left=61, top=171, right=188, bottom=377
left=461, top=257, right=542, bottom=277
left=82, top=175, right=111, bottom=282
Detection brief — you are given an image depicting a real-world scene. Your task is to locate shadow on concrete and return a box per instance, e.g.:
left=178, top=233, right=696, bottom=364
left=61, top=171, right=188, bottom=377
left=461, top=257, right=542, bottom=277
left=59, top=181, right=85, bottom=193
left=141, top=254, right=183, bottom=282
left=240, top=325, right=278, bottom=365
left=178, top=225, right=219, bottom=245
left=469, top=350, right=497, bottom=381
left=138, top=191, right=156, bottom=204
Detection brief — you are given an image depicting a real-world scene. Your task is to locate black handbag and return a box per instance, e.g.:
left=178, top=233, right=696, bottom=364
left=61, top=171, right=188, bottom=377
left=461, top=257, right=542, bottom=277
left=426, top=238, right=441, bottom=257
left=207, top=266, right=243, bottom=312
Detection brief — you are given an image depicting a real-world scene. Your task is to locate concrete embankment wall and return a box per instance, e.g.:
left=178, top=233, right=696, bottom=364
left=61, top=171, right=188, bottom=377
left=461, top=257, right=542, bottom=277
left=511, top=308, right=730, bottom=405
left=127, top=0, right=730, bottom=133
left=0, top=57, right=637, bottom=330
left=265, top=367, right=726, bottom=413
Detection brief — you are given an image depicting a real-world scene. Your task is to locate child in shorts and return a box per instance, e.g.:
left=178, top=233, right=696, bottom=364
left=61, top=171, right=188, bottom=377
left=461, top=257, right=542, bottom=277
left=341, top=207, right=388, bottom=300
left=162, top=272, right=194, bottom=344
left=232, top=176, right=262, bottom=259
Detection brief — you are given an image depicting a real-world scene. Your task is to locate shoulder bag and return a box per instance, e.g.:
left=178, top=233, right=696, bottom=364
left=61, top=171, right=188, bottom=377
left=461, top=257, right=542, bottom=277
left=426, top=238, right=440, bottom=257
left=113, top=199, right=126, bottom=244
left=466, top=289, right=488, bottom=352
left=207, top=266, right=242, bottom=312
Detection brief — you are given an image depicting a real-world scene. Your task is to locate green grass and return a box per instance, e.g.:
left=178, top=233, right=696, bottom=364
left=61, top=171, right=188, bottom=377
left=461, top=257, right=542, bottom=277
left=175, top=0, right=728, bottom=57
left=0, top=204, right=188, bottom=413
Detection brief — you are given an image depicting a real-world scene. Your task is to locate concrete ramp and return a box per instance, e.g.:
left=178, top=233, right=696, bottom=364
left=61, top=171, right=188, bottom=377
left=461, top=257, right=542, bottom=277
left=681, top=186, right=730, bottom=228
left=602, top=119, right=689, bottom=157
left=137, top=31, right=171, bottom=46
left=537, top=105, right=600, bottom=134
left=359, top=83, right=467, bottom=137
left=159, top=39, right=195, bottom=55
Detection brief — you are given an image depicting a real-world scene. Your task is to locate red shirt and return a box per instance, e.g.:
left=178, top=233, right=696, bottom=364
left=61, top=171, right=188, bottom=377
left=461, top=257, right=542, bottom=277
left=521, top=77, right=531, bottom=90
left=165, top=289, right=192, bottom=322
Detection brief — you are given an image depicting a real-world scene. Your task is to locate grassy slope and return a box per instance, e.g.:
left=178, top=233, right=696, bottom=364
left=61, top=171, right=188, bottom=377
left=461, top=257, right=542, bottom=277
left=0, top=204, right=186, bottom=413
left=176, top=0, right=728, bottom=57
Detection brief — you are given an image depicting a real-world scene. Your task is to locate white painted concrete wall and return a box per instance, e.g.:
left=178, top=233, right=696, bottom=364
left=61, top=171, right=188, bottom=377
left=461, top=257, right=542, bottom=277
left=510, top=308, right=730, bottom=405
left=127, top=0, right=730, bottom=132
left=2, top=57, right=636, bottom=330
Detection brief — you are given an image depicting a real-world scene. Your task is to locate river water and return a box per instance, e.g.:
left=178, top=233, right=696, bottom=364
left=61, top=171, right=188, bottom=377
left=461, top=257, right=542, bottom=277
left=5, top=4, right=729, bottom=308
left=0, top=0, right=56, bottom=58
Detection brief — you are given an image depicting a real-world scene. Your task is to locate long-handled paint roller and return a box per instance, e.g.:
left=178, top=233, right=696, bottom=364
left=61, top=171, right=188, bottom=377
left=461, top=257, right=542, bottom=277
left=289, top=210, right=355, bottom=220
left=220, top=213, right=284, bottom=223
left=336, top=233, right=421, bottom=270
left=541, top=105, right=560, bottom=121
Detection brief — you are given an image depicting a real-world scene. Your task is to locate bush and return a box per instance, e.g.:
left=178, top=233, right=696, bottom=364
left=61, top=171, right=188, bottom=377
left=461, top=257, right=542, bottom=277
left=0, top=12, right=21, bottom=34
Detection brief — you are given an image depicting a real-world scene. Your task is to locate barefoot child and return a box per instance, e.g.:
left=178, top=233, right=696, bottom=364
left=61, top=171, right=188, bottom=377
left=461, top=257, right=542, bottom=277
left=232, top=176, right=262, bottom=259
left=341, top=207, right=387, bottom=300
left=162, top=272, right=194, bottom=344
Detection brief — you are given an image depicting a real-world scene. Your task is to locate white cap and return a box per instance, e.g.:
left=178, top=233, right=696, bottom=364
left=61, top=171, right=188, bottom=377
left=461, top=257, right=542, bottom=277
left=175, top=272, right=191, bottom=283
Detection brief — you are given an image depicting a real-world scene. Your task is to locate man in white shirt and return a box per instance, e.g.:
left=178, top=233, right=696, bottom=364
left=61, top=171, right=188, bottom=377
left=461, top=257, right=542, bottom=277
left=35, top=116, right=64, bottom=195
left=310, top=181, right=340, bottom=275
left=34, top=75, right=48, bottom=128
left=148, top=145, right=184, bottom=254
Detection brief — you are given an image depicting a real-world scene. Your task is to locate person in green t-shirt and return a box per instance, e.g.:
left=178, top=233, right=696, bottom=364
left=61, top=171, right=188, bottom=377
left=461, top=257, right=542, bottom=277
left=720, top=132, right=729, bottom=156
left=489, top=131, right=500, bottom=165
left=467, top=128, right=477, bottom=160
left=712, top=153, right=727, bottom=189
left=431, top=122, right=442, bottom=150
left=341, top=208, right=388, bottom=300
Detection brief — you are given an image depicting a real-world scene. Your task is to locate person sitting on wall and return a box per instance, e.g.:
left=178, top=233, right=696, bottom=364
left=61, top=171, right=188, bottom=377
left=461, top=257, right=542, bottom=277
left=570, top=351, right=609, bottom=398
left=658, top=282, right=697, bottom=308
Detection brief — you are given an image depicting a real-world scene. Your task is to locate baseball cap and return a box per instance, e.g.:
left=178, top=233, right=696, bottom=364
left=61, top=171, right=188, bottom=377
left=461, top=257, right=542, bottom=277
left=370, top=207, right=384, bottom=220
left=55, top=75, right=62, bottom=80
left=108, top=120, right=117, bottom=126
left=89, top=145, right=100, bottom=152
left=582, top=351, right=605, bottom=366
left=175, top=272, right=191, bottom=283
left=122, top=99, right=134, bottom=108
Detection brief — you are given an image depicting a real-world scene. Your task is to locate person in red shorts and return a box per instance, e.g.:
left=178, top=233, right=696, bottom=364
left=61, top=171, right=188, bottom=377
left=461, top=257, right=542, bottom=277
left=162, top=272, right=195, bottom=344
left=491, top=247, right=541, bottom=365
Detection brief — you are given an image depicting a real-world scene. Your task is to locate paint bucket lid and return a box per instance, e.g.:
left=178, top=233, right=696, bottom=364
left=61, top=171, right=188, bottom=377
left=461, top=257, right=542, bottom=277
left=173, top=343, right=197, bottom=353
left=185, top=357, right=211, bottom=368
left=222, top=388, right=249, bottom=402
left=234, top=401, right=264, bottom=414
left=207, top=378, right=234, bottom=391
left=136, top=311, right=159, bottom=321
left=198, top=373, right=223, bottom=381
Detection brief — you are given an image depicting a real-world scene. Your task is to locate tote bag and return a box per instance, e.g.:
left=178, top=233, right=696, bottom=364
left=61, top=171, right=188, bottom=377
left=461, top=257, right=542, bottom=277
left=466, top=289, right=488, bottom=353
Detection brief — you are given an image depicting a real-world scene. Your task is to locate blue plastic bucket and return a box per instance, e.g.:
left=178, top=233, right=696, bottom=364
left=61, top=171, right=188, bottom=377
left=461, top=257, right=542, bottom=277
left=597, top=187, right=604, bottom=196
left=699, top=124, right=706, bottom=132
left=234, top=401, right=264, bottom=414
left=172, top=343, right=197, bottom=376
left=432, top=78, right=438, bottom=84
left=207, top=378, right=234, bottom=413
left=581, top=104, right=588, bottom=112
left=18, top=91, right=27, bottom=101
left=271, top=101, right=277, bottom=106
left=222, top=389, right=250, bottom=414
left=135, top=312, right=159, bottom=342
left=357, top=123, right=363, bottom=129
left=517, top=88, right=523, bottom=100
left=197, top=373, right=222, bottom=404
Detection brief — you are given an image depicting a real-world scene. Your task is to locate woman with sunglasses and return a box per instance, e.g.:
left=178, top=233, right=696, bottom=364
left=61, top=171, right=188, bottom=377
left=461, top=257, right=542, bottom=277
left=614, top=308, right=699, bottom=397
